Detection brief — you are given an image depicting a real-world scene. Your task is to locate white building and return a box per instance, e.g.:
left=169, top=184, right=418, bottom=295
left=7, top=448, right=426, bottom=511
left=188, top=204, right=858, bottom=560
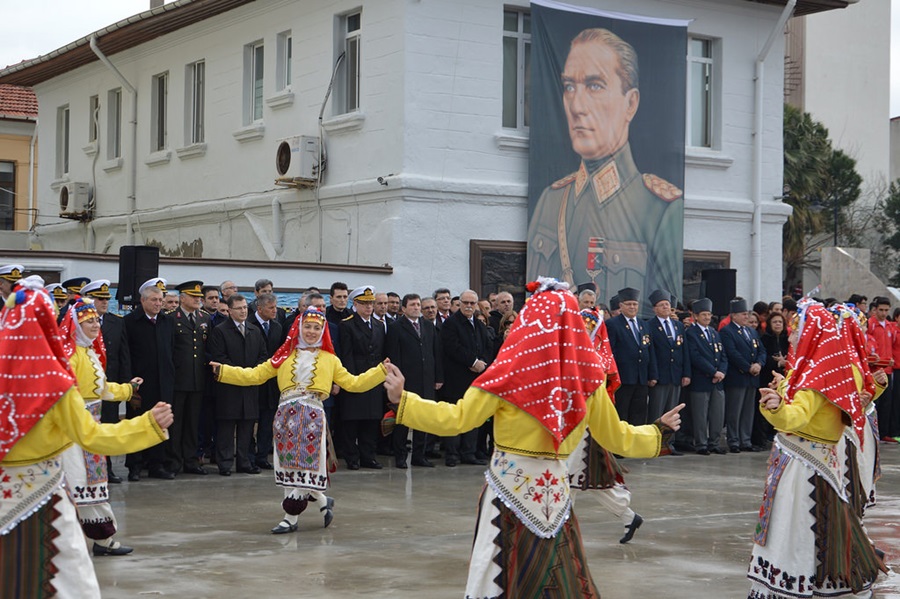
left=0, top=0, right=852, bottom=302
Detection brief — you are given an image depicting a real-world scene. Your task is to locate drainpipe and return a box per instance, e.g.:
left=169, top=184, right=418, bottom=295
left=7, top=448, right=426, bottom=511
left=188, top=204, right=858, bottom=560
left=28, top=118, right=37, bottom=230
left=272, top=197, right=283, bottom=255
left=752, top=0, right=795, bottom=301
left=90, top=34, right=138, bottom=245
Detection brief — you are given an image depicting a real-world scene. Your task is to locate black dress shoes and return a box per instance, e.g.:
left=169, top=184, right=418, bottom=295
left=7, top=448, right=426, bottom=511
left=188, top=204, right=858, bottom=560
left=183, top=465, right=208, bottom=475
left=445, top=458, right=459, bottom=468
left=257, top=460, right=274, bottom=470
left=127, top=468, right=140, bottom=482
left=710, top=447, right=727, bottom=455
left=668, top=448, right=684, bottom=456
left=696, top=448, right=710, bottom=456
left=107, top=471, right=123, bottom=484
left=237, top=465, right=261, bottom=474
left=271, top=519, right=298, bottom=534
left=395, top=458, right=408, bottom=469
left=219, top=470, right=232, bottom=476
left=743, top=445, right=762, bottom=452
left=620, top=514, right=643, bottom=544
left=346, top=461, right=360, bottom=470
left=425, top=451, right=442, bottom=459
left=729, top=446, right=741, bottom=454
left=148, top=468, right=175, bottom=480
left=92, top=541, right=134, bottom=556
left=360, top=460, right=383, bottom=470
left=461, top=458, right=488, bottom=466
left=411, top=457, right=435, bottom=468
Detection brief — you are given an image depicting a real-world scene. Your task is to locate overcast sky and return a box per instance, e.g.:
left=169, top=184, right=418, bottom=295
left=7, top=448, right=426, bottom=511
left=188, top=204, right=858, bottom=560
left=0, top=0, right=898, bottom=116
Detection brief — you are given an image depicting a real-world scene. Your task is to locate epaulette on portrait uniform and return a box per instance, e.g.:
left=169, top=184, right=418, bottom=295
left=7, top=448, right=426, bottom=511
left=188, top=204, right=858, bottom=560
left=642, top=174, right=682, bottom=202
left=550, top=172, right=577, bottom=190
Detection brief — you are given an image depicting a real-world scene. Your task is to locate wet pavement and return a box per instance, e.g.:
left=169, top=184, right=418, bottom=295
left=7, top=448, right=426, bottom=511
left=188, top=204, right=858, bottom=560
left=94, top=445, right=900, bottom=598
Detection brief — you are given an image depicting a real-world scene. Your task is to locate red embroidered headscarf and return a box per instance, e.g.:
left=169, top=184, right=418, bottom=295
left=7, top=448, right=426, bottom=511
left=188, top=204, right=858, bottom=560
left=474, top=278, right=605, bottom=450
left=58, top=298, right=107, bottom=369
left=581, top=307, right=620, bottom=395
left=785, top=299, right=866, bottom=446
left=270, top=307, right=334, bottom=368
left=0, top=276, right=76, bottom=461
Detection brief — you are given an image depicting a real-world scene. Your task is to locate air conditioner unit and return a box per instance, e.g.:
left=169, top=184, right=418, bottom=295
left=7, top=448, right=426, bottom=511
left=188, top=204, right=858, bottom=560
left=275, top=136, right=320, bottom=180
left=59, top=182, right=93, bottom=220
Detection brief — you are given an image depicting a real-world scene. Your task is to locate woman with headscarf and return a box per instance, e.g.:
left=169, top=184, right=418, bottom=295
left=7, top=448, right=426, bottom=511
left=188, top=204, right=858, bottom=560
left=384, top=278, right=683, bottom=598
left=57, top=298, right=145, bottom=556
left=210, top=306, right=386, bottom=533
left=749, top=300, right=886, bottom=598
left=0, top=277, right=172, bottom=598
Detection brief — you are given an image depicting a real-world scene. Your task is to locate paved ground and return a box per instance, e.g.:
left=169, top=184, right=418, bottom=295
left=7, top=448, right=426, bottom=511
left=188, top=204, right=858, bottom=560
left=93, top=445, right=900, bottom=598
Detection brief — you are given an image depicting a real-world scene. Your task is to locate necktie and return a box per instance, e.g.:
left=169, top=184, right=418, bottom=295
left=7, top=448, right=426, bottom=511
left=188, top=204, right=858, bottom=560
left=664, top=319, right=673, bottom=340
left=263, top=320, right=270, bottom=336
left=238, top=322, right=245, bottom=337
left=412, top=320, right=421, bottom=337
left=150, top=317, right=157, bottom=325
left=741, top=326, right=751, bottom=343
left=705, top=327, right=712, bottom=344
left=189, top=313, right=195, bottom=327
left=630, top=319, right=640, bottom=344
left=366, top=320, right=372, bottom=330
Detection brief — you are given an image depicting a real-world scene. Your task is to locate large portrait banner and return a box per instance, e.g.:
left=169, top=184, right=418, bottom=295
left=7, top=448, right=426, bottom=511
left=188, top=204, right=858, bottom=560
left=526, top=0, right=689, bottom=316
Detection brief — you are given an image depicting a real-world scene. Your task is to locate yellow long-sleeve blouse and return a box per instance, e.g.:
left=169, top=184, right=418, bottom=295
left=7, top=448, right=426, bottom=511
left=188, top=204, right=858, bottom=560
left=396, top=385, right=662, bottom=459
left=3, top=387, right=167, bottom=467
left=217, top=349, right=386, bottom=397
left=71, top=345, right=133, bottom=401
left=762, top=366, right=884, bottom=444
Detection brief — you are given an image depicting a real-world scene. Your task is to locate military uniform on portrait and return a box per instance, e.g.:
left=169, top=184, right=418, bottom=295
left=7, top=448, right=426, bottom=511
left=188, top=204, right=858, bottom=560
left=527, top=144, right=682, bottom=317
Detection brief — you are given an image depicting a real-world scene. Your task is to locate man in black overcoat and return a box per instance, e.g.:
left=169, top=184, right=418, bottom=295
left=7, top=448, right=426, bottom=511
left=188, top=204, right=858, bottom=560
left=251, top=292, right=283, bottom=469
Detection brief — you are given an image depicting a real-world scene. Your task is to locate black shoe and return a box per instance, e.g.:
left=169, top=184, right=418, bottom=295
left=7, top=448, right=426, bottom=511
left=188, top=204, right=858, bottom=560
left=148, top=468, right=175, bottom=480
left=411, top=457, right=435, bottom=468
left=710, top=447, right=727, bottom=455
left=729, top=446, right=741, bottom=454
left=256, top=461, right=274, bottom=470
left=321, top=496, right=335, bottom=528
left=395, top=459, right=408, bottom=469
left=237, top=466, right=261, bottom=474
left=445, top=458, right=459, bottom=468
left=745, top=446, right=763, bottom=452
left=668, top=448, right=684, bottom=456
left=360, top=460, right=383, bottom=470
left=183, top=465, right=208, bottom=475
left=346, top=461, right=360, bottom=471
left=127, top=468, right=140, bottom=482
left=461, top=458, right=487, bottom=465
left=271, top=519, right=298, bottom=534
left=107, top=471, right=123, bottom=484
left=219, top=470, right=231, bottom=476
left=696, top=449, right=710, bottom=456
left=620, top=514, right=643, bottom=544
left=92, top=541, right=134, bottom=556
left=425, top=451, right=442, bottom=459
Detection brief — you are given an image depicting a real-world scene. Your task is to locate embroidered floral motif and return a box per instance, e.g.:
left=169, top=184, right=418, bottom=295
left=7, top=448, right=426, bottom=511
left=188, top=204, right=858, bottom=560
left=754, top=447, right=789, bottom=546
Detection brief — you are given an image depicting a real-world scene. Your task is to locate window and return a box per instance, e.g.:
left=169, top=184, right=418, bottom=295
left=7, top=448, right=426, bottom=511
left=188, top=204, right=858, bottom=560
left=186, top=61, right=205, bottom=144
left=244, top=41, right=265, bottom=123
left=56, top=105, right=70, bottom=177
left=151, top=72, right=168, bottom=151
left=338, top=11, right=361, bottom=113
left=502, top=9, right=531, bottom=130
left=0, top=162, right=14, bottom=230
left=687, top=37, right=714, bottom=148
left=107, top=88, right=122, bottom=159
left=88, top=95, right=99, bottom=143
left=277, top=31, right=292, bottom=91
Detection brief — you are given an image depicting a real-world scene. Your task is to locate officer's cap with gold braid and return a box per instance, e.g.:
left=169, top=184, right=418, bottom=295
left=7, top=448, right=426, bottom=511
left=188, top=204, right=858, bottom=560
left=139, top=277, right=167, bottom=294
left=81, top=279, right=112, bottom=299
left=349, top=285, right=376, bottom=303
left=62, top=277, right=90, bottom=294
left=0, top=264, right=24, bottom=282
left=176, top=280, right=204, bottom=297
left=45, top=283, right=68, bottom=302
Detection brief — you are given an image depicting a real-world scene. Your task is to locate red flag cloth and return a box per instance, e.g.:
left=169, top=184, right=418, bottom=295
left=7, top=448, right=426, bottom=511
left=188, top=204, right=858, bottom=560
left=0, top=278, right=76, bottom=461
left=474, top=280, right=605, bottom=450
left=786, top=300, right=866, bottom=448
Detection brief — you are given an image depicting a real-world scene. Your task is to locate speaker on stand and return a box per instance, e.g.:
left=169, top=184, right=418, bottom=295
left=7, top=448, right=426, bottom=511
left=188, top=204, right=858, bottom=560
left=116, top=246, right=159, bottom=306
left=700, top=269, right=737, bottom=316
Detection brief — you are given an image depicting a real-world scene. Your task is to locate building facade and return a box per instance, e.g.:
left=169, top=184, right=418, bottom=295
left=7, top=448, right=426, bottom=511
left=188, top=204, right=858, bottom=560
left=0, top=85, right=37, bottom=232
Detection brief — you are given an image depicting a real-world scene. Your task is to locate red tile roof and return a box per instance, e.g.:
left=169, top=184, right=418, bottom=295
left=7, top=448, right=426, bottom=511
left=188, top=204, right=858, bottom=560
left=0, top=85, right=37, bottom=119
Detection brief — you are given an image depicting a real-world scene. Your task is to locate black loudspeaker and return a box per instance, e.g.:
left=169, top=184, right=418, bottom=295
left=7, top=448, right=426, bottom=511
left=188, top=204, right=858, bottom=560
left=117, top=246, right=159, bottom=305
left=700, top=269, right=737, bottom=315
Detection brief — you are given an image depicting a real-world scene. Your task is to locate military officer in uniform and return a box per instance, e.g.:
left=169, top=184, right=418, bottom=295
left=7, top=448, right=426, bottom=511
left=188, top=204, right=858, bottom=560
left=527, top=28, right=682, bottom=317
left=58, top=276, right=91, bottom=323
left=170, top=280, right=210, bottom=475
left=0, top=263, right=24, bottom=299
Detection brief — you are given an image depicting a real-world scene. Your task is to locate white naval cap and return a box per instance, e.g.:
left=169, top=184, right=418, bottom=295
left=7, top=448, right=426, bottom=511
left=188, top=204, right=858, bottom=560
left=139, top=277, right=168, bottom=294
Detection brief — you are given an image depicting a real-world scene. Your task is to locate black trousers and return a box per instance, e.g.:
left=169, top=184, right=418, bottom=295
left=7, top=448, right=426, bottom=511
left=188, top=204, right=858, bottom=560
left=215, top=419, right=255, bottom=473
left=392, top=425, right=429, bottom=461
left=254, top=405, right=277, bottom=465
left=339, top=418, right=379, bottom=465
left=167, top=390, right=202, bottom=472
left=615, top=384, right=650, bottom=426
left=125, top=397, right=166, bottom=472
left=878, top=375, right=897, bottom=438
left=443, top=429, right=478, bottom=462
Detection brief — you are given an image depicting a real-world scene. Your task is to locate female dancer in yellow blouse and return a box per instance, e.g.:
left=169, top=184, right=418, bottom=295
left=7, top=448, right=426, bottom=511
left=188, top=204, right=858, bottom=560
left=58, top=297, right=145, bottom=556
left=749, top=300, right=886, bottom=598
left=211, top=307, right=386, bottom=533
left=384, top=278, right=683, bottom=599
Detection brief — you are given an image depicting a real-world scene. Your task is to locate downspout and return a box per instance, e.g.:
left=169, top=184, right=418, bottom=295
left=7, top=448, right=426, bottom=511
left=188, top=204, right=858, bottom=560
left=271, top=197, right=284, bottom=255
left=752, top=0, right=795, bottom=301
left=28, top=118, right=37, bottom=230
left=90, top=34, right=138, bottom=245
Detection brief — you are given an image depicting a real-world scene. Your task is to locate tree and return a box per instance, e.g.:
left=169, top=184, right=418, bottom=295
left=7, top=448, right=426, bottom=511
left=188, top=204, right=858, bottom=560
left=879, top=180, right=900, bottom=285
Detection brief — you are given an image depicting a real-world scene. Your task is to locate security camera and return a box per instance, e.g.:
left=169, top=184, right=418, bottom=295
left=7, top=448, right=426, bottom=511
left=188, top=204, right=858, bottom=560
left=377, top=176, right=388, bottom=186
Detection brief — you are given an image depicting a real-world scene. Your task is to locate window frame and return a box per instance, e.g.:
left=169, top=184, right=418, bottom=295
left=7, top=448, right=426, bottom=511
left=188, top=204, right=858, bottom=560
left=56, top=105, right=70, bottom=177
left=107, top=88, right=122, bottom=160
left=502, top=8, right=531, bottom=131
left=336, top=10, right=362, bottom=115
left=277, top=31, right=293, bottom=91
left=244, top=41, right=265, bottom=124
left=0, top=161, right=15, bottom=231
left=88, top=95, right=99, bottom=143
left=686, top=36, right=718, bottom=150
left=186, top=60, right=206, bottom=144
left=151, top=72, right=169, bottom=152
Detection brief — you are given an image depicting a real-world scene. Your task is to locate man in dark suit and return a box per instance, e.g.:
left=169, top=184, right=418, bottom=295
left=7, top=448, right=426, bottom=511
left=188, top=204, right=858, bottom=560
left=247, top=278, right=288, bottom=325
left=198, top=285, right=222, bottom=464
left=440, top=289, right=492, bottom=466
left=685, top=298, right=729, bottom=455
left=421, top=297, right=440, bottom=331
left=123, top=278, right=176, bottom=480
left=326, top=281, right=351, bottom=325
left=720, top=297, right=766, bottom=453
left=208, top=294, right=267, bottom=475
left=645, top=289, right=690, bottom=454
left=169, top=281, right=210, bottom=475
left=385, top=293, right=443, bottom=468
left=606, top=287, right=657, bottom=425
left=251, top=292, right=283, bottom=470
left=83, top=279, right=131, bottom=483
left=337, top=286, right=386, bottom=470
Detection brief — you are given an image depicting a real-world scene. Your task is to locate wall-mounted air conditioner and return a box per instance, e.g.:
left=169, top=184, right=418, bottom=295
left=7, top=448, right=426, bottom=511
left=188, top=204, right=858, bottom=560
left=59, top=182, right=93, bottom=220
left=275, top=136, right=320, bottom=180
